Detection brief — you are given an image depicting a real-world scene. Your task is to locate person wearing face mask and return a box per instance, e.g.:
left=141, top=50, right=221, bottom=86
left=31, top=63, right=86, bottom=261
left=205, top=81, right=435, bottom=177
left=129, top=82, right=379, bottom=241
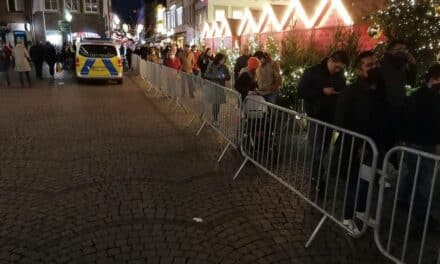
left=380, top=40, right=417, bottom=108
left=379, top=40, right=417, bottom=152
left=334, top=51, right=388, bottom=233
left=397, top=64, right=440, bottom=232
left=298, top=50, right=349, bottom=194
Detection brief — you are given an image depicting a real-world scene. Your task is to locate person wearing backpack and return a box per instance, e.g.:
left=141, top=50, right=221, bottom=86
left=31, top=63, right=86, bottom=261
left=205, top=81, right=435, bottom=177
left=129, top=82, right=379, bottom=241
left=255, top=52, right=282, bottom=104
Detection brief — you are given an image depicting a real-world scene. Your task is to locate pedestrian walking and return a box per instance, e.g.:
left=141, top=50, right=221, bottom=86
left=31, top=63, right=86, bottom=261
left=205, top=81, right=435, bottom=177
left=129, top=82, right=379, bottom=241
left=0, top=49, right=11, bottom=86
left=29, top=41, right=44, bottom=80
left=12, top=39, right=31, bottom=88
left=234, top=45, right=250, bottom=81
left=43, top=41, right=57, bottom=80
left=197, top=48, right=213, bottom=75
left=203, top=53, right=231, bottom=125
left=255, top=52, right=282, bottom=104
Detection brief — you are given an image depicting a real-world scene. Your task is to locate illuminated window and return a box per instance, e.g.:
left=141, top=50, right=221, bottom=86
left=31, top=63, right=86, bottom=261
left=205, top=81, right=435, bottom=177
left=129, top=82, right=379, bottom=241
left=84, top=0, right=99, bottom=14
left=214, top=9, right=225, bottom=21
left=45, top=0, right=59, bottom=11
left=7, top=0, right=24, bottom=12
left=65, top=0, right=79, bottom=12
left=176, top=6, right=183, bottom=26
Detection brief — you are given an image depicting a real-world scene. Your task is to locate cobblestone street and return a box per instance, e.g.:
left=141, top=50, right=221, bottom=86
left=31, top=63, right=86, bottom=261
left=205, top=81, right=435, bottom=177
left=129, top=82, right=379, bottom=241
left=0, top=73, right=389, bottom=263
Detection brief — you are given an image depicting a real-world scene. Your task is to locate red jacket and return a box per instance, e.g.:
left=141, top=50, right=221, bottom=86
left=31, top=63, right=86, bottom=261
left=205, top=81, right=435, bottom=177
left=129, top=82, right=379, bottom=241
left=164, top=58, right=181, bottom=70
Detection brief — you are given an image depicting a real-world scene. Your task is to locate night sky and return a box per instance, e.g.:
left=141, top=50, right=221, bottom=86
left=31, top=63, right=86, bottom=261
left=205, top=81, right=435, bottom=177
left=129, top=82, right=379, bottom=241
left=112, top=0, right=144, bottom=24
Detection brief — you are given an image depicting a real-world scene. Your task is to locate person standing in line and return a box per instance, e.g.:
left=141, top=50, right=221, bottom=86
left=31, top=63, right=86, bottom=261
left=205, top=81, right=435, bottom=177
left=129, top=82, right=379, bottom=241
left=335, top=51, right=388, bottom=232
left=0, top=49, right=11, bottom=86
left=12, top=39, right=31, bottom=88
left=180, top=44, right=195, bottom=98
left=298, top=50, right=349, bottom=193
left=234, top=45, right=250, bottom=81
left=163, top=47, right=181, bottom=70
left=378, top=40, right=417, bottom=153
left=43, top=41, right=57, bottom=80
left=149, top=47, right=160, bottom=64
left=203, top=53, right=231, bottom=126
left=191, top=45, right=201, bottom=76
left=29, top=41, right=44, bottom=80
left=255, top=52, right=282, bottom=104
left=197, top=48, right=214, bottom=76
left=234, top=57, right=261, bottom=102
left=398, top=64, right=440, bottom=231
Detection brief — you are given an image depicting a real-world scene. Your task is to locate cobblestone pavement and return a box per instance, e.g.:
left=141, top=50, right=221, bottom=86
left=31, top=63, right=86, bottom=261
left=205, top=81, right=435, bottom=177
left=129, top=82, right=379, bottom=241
left=0, top=73, right=390, bottom=263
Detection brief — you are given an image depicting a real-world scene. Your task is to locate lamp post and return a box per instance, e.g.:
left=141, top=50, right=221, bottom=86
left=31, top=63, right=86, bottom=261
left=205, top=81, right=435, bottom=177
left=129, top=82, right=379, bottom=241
left=65, top=10, right=73, bottom=42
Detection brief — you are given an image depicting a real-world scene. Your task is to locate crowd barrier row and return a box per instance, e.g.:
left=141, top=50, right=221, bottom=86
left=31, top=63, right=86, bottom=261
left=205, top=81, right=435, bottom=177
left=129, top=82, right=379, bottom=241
left=132, top=55, right=440, bottom=264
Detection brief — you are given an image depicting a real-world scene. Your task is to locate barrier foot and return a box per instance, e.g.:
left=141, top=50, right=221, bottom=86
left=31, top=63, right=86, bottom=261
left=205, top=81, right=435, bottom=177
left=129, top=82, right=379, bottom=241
left=186, top=116, right=196, bottom=128
left=196, top=121, right=207, bottom=136
left=305, top=215, right=327, bottom=248
left=218, top=143, right=231, bottom=163
left=233, top=158, right=248, bottom=180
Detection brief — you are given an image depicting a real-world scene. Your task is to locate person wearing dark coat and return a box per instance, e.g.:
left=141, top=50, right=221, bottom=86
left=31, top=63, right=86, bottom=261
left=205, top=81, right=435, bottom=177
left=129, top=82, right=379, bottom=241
left=398, top=64, right=440, bottom=231
left=203, top=53, right=231, bottom=124
left=234, top=45, right=250, bottom=81
left=234, top=57, right=260, bottom=101
left=29, top=42, right=45, bottom=80
left=298, top=50, right=349, bottom=189
left=197, top=48, right=213, bottom=75
left=378, top=40, right=417, bottom=151
left=43, top=42, right=57, bottom=79
left=334, top=51, right=388, bottom=232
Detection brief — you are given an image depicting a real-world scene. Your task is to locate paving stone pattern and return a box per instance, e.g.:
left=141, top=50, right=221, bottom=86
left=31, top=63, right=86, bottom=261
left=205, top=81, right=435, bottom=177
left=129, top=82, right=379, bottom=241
left=0, top=74, right=390, bottom=263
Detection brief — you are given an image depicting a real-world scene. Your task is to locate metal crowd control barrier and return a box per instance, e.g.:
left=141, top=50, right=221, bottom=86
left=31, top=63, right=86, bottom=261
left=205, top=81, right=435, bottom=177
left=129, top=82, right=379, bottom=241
left=234, top=96, right=379, bottom=247
left=375, top=146, right=440, bottom=264
left=195, top=80, right=242, bottom=162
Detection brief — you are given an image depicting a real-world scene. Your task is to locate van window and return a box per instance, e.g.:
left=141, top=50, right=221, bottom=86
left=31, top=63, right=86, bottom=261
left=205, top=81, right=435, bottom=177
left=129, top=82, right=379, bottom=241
left=79, top=45, right=117, bottom=58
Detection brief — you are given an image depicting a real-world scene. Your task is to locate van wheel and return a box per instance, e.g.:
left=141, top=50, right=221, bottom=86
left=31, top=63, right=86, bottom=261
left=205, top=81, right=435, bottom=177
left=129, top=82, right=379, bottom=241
left=117, top=79, right=123, bottom=85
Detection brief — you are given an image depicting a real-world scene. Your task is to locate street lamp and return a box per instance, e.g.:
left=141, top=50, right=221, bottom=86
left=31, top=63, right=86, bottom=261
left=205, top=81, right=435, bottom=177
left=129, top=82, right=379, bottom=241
left=65, top=10, right=73, bottom=42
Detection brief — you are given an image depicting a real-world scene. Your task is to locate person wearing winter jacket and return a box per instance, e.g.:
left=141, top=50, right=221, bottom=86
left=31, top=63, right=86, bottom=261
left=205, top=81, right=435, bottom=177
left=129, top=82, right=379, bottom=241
left=398, top=64, right=440, bottom=231
left=203, top=53, right=231, bottom=124
left=197, top=48, right=213, bottom=75
left=234, top=57, right=260, bottom=102
left=13, top=39, right=32, bottom=87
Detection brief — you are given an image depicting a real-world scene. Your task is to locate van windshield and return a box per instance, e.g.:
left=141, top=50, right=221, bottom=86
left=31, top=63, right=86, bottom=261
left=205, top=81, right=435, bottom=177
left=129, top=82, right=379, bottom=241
left=79, top=45, right=117, bottom=58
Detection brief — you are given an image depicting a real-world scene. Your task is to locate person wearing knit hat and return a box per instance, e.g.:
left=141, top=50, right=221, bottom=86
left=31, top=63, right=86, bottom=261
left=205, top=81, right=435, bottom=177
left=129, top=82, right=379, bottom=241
left=234, top=57, right=260, bottom=101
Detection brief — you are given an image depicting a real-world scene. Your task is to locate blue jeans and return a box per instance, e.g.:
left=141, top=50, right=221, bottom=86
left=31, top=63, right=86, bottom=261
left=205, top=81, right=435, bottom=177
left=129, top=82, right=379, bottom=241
left=263, top=93, right=277, bottom=104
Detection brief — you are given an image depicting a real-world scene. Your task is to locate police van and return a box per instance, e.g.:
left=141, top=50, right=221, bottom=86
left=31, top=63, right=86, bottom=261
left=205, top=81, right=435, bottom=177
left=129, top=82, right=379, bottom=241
left=75, top=39, right=123, bottom=84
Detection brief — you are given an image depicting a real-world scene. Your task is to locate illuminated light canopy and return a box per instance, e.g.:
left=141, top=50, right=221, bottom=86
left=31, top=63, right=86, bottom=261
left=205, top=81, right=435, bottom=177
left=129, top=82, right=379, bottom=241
left=204, top=0, right=354, bottom=38
left=201, top=17, right=240, bottom=39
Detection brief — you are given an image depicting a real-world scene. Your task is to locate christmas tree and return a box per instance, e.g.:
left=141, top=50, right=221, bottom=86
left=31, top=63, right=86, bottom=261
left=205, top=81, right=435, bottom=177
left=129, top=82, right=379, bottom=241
left=367, top=0, right=440, bottom=80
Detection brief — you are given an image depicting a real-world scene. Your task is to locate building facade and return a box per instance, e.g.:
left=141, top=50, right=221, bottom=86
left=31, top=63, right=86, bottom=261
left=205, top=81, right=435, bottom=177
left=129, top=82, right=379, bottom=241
left=0, top=0, right=33, bottom=46
left=32, top=0, right=111, bottom=47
